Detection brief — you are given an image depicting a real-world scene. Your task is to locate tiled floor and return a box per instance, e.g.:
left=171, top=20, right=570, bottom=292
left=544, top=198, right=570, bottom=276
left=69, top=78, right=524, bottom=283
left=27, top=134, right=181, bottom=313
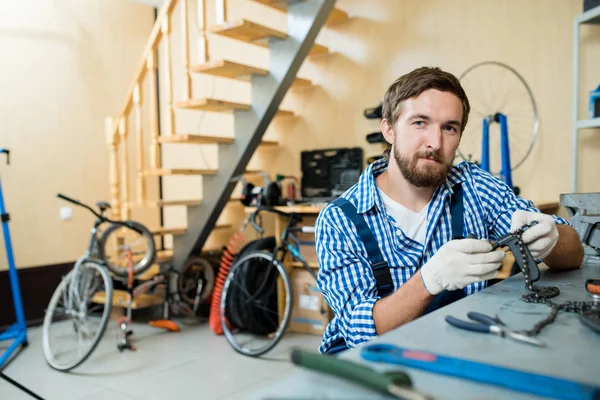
left=0, top=318, right=322, bottom=400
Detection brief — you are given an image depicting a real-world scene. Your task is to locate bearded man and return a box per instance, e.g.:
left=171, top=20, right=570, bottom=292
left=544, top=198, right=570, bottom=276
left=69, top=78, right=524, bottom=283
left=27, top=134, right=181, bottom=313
left=314, top=66, right=583, bottom=354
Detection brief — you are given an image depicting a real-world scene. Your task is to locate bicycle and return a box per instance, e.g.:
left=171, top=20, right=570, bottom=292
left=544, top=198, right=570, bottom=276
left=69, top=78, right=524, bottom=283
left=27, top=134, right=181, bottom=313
left=42, top=193, right=156, bottom=371
left=219, top=206, right=325, bottom=357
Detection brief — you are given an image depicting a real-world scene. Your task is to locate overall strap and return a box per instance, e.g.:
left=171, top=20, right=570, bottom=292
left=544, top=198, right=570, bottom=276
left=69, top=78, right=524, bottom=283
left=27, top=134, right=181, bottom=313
left=332, top=198, right=393, bottom=297
left=450, top=184, right=464, bottom=239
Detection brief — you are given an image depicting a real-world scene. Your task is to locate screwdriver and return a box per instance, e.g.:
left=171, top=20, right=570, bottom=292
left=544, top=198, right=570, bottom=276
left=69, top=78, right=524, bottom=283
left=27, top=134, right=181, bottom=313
left=290, top=348, right=433, bottom=400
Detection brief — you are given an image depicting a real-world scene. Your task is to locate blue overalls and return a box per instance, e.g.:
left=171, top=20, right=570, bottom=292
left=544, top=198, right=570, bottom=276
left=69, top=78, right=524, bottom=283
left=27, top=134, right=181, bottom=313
left=325, top=184, right=466, bottom=354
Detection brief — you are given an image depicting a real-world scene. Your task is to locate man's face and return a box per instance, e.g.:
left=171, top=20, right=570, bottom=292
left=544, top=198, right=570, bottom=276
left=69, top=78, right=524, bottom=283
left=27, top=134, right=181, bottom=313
left=383, top=89, right=463, bottom=188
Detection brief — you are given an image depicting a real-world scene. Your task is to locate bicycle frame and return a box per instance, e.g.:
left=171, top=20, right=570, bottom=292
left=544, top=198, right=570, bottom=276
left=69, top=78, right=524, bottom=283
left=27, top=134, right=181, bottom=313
left=249, top=206, right=318, bottom=280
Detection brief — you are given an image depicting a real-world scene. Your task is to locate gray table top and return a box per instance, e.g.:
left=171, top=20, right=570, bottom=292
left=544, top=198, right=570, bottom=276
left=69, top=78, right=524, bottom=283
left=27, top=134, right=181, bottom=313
left=251, top=264, right=600, bottom=400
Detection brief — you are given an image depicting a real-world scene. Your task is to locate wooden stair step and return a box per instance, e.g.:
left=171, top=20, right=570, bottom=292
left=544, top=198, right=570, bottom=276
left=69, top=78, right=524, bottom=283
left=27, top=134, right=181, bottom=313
left=92, top=289, right=164, bottom=310
left=191, top=59, right=311, bottom=88
left=159, top=134, right=235, bottom=145
left=159, top=134, right=278, bottom=146
left=135, top=263, right=160, bottom=281
left=210, top=19, right=325, bottom=56
left=325, top=8, right=349, bottom=26
left=152, top=223, right=232, bottom=237
left=151, top=226, right=188, bottom=236
left=176, top=98, right=294, bottom=118
left=291, top=77, right=312, bottom=88
left=156, top=249, right=174, bottom=262
left=252, top=1, right=349, bottom=26
left=192, top=59, right=268, bottom=79
left=176, top=98, right=251, bottom=112
left=309, top=43, right=329, bottom=56
left=131, top=199, right=203, bottom=208
left=143, top=168, right=217, bottom=176
left=210, top=19, right=286, bottom=46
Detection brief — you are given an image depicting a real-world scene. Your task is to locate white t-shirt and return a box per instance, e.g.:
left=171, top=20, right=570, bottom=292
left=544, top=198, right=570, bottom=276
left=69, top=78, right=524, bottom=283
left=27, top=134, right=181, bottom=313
left=377, top=187, right=430, bottom=245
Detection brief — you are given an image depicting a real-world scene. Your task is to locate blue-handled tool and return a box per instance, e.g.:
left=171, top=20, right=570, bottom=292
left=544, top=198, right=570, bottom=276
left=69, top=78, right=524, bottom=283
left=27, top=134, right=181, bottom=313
left=361, top=343, right=600, bottom=400
left=445, top=311, right=545, bottom=347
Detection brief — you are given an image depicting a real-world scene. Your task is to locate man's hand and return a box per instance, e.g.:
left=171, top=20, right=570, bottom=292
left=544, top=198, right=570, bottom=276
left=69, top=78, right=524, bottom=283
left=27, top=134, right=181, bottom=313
left=511, top=210, right=559, bottom=260
left=420, top=239, right=505, bottom=295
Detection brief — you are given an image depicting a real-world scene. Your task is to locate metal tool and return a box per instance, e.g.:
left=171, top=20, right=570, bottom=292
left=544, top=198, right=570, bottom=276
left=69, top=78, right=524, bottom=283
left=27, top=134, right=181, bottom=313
left=490, top=221, right=540, bottom=282
left=290, top=348, right=433, bottom=400
left=445, top=311, right=545, bottom=347
left=360, top=343, right=600, bottom=400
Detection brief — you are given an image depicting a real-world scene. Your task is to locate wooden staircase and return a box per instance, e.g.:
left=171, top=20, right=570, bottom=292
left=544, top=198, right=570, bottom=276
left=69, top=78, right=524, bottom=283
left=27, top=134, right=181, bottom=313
left=105, top=0, right=347, bottom=280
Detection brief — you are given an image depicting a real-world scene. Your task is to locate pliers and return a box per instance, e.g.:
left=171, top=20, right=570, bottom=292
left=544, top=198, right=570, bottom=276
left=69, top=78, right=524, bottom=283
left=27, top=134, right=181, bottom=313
left=445, top=312, right=545, bottom=347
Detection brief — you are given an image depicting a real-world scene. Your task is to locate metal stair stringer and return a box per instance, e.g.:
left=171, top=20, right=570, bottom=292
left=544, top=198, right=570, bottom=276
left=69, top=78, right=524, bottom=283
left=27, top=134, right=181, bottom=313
left=171, top=0, right=337, bottom=271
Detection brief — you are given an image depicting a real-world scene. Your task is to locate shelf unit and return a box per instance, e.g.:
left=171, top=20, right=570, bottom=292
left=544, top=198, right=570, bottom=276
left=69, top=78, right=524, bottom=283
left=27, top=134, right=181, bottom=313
left=572, top=5, right=600, bottom=192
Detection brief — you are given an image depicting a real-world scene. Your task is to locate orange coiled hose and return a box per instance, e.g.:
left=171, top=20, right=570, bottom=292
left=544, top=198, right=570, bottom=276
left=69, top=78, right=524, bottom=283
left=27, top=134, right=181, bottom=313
left=209, top=232, right=247, bottom=335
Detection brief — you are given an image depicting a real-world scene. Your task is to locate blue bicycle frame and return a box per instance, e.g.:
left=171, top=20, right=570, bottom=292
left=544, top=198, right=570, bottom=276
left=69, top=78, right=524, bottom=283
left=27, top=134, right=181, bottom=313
left=0, top=149, right=28, bottom=368
left=480, top=113, right=514, bottom=191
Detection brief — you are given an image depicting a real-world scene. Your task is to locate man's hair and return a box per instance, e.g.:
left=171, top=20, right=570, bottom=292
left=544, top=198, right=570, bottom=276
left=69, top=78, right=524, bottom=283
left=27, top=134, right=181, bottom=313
left=381, top=66, right=470, bottom=159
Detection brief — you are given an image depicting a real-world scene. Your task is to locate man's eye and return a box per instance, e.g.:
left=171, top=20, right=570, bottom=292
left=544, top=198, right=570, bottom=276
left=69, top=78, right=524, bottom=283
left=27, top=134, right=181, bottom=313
left=444, top=125, right=458, bottom=132
left=413, top=121, right=425, bottom=126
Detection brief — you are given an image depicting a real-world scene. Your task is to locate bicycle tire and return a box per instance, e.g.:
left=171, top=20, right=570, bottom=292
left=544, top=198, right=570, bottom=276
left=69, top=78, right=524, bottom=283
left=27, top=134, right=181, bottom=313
left=42, top=260, right=113, bottom=371
left=178, top=257, right=216, bottom=306
left=98, top=220, right=156, bottom=277
left=220, top=251, right=292, bottom=357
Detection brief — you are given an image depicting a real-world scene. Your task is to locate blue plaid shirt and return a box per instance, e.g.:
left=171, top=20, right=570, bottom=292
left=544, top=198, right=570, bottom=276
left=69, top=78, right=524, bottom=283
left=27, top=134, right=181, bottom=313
left=315, top=157, right=568, bottom=353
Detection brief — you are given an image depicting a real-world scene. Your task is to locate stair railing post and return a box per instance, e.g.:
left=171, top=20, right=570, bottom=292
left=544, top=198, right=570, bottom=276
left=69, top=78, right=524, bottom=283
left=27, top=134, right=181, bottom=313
left=161, top=17, right=176, bottom=137
left=118, top=116, right=131, bottom=221
left=105, top=117, right=121, bottom=220
left=216, top=0, right=227, bottom=25
left=197, top=0, right=209, bottom=62
left=147, top=50, right=162, bottom=170
left=133, top=83, right=147, bottom=204
left=181, top=0, right=192, bottom=100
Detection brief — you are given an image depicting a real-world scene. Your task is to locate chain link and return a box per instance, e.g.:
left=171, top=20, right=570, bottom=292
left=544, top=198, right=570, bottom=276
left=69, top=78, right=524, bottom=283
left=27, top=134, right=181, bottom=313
left=510, top=223, right=599, bottom=337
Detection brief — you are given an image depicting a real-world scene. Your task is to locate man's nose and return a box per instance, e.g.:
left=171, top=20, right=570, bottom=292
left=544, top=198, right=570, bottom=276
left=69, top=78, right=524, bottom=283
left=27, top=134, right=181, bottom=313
left=425, top=125, right=442, bottom=150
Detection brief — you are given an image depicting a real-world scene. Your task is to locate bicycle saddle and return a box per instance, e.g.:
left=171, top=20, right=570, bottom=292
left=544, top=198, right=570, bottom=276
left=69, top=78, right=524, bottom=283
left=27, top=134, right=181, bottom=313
left=96, top=201, right=111, bottom=213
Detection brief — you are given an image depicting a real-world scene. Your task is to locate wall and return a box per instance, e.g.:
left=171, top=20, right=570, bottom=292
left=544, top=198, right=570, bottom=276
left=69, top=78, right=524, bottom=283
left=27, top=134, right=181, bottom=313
left=0, top=0, right=155, bottom=269
left=156, top=0, right=599, bottom=250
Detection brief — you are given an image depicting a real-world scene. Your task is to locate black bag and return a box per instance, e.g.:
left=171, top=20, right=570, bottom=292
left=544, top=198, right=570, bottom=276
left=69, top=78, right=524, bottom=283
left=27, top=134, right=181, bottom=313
left=225, top=237, right=280, bottom=335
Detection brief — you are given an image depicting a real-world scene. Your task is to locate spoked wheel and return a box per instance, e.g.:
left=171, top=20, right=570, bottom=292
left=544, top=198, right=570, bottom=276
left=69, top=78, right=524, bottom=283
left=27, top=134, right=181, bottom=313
left=220, top=251, right=292, bottom=357
left=457, top=61, right=539, bottom=174
left=179, top=257, right=215, bottom=309
left=42, top=261, right=113, bottom=371
left=98, top=221, right=156, bottom=277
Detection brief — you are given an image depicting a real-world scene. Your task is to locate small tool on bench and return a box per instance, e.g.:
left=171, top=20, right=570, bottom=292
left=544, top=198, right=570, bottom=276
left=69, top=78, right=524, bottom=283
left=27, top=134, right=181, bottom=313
left=290, top=348, right=433, bottom=400
left=361, top=343, right=600, bottom=400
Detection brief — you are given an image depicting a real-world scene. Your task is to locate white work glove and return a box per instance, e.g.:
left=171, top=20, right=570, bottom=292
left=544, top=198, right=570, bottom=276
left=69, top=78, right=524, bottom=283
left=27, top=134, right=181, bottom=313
left=420, top=239, right=505, bottom=295
left=510, top=210, right=559, bottom=260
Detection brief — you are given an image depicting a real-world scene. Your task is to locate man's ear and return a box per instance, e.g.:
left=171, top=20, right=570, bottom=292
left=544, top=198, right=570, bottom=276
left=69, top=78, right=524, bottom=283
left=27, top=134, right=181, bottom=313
left=381, top=119, right=395, bottom=145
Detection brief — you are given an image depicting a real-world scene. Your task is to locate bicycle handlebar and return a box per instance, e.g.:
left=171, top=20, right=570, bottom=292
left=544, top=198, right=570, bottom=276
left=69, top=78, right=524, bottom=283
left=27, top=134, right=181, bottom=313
left=0, top=148, right=9, bottom=165
left=57, top=193, right=106, bottom=221
left=250, top=206, right=302, bottom=235
left=57, top=193, right=82, bottom=206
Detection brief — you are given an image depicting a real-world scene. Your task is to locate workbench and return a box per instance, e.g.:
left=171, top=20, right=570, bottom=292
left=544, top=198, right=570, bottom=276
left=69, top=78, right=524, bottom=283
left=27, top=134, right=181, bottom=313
left=251, top=265, right=600, bottom=399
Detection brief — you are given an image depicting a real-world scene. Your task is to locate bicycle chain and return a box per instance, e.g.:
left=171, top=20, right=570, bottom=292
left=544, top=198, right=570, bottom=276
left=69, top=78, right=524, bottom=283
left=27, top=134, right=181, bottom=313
left=510, top=223, right=599, bottom=337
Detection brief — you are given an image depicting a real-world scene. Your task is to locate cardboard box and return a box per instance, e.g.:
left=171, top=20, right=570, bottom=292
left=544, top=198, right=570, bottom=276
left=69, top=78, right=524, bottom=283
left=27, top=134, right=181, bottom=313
left=287, top=268, right=333, bottom=335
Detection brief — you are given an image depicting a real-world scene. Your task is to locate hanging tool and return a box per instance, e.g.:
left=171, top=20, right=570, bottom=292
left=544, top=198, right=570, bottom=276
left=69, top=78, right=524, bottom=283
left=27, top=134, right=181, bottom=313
left=361, top=343, right=600, bottom=400
left=445, top=312, right=545, bottom=347
left=290, top=348, right=433, bottom=400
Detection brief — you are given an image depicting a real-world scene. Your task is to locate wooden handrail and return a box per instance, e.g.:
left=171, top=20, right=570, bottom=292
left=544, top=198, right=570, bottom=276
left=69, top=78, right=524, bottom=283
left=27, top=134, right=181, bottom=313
left=114, top=0, right=178, bottom=130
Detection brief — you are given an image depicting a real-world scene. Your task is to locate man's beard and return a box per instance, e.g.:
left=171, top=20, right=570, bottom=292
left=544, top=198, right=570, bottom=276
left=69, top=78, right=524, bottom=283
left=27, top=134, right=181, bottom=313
left=393, top=146, right=452, bottom=188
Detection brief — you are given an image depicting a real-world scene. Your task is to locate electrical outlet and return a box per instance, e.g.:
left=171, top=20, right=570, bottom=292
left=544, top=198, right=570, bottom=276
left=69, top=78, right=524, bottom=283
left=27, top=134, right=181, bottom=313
left=60, top=206, right=72, bottom=220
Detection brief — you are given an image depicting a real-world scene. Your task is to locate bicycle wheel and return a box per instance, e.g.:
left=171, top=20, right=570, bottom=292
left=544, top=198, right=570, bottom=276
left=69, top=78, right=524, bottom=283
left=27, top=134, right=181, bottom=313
left=42, top=260, right=113, bottom=371
left=98, top=220, right=156, bottom=277
left=179, top=257, right=215, bottom=307
left=220, top=251, right=292, bottom=357
left=457, top=61, right=538, bottom=174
